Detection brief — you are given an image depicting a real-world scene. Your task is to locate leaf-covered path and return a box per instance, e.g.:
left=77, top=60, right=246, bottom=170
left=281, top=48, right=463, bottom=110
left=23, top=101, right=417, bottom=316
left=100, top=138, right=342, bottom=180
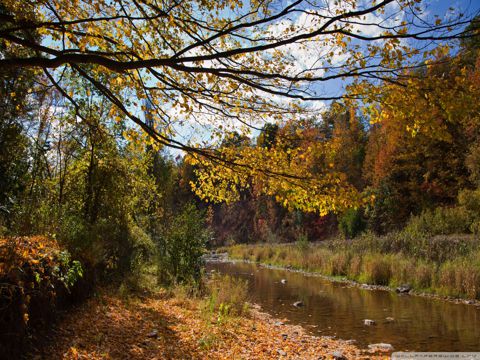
left=30, top=290, right=386, bottom=359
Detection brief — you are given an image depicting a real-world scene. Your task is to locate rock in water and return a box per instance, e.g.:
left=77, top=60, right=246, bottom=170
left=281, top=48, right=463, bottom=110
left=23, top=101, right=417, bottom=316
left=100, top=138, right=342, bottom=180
left=363, top=319, right=376, bottom=326
left=396, top=284, right=412, bottom=294
left=368, top=343, right=394, bottom=352
left=281, top=279, right=287, bottom=284
left=293, top=301, right=304, bottom=307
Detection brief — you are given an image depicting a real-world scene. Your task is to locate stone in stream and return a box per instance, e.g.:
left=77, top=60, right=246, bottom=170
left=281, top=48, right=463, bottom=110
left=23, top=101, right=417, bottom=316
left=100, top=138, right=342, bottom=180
left=281, top=279, right=287, bottom=284
left=293, top=301, right=304, bottom=307
left=363, top=319, right=376, bottom=326
left=386, top=317, right=395, bottom=322
left=368, top=343, right=394, bottom=352
left=396, top=284, right=412, bottom=294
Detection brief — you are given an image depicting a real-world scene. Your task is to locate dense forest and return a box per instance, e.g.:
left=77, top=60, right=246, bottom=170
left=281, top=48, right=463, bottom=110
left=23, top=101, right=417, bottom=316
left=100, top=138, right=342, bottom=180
left=1, top=0, right=480, bottom=358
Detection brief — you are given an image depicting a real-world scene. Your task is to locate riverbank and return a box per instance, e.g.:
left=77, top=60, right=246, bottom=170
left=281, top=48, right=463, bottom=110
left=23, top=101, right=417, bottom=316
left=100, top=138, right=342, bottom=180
left=218, top=237, right=480, bottom=303
left=28, top=288, right=386, bottom=359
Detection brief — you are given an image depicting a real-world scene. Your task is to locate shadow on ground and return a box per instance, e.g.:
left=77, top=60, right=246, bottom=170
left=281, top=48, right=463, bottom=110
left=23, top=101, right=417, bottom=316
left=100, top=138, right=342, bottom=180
left=27, top=291, right=203, bottom=360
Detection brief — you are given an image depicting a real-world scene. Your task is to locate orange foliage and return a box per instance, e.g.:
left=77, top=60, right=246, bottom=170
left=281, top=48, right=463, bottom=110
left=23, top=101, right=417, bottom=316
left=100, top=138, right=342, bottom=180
left=33, top=290, right=388, bottom=360
left=0, top=236, right=60, bottom=276
left=1, top=236, right=83, bottom=358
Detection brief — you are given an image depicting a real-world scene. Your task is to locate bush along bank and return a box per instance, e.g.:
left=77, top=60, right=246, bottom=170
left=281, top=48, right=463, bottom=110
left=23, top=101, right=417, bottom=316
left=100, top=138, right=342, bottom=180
left=0, top=236, right=88, bottom=359
left=220, top=231, right=480, bottom=302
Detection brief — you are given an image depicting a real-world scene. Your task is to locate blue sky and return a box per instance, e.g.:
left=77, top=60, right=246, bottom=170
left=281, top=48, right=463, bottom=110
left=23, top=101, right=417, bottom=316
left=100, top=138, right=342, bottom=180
left=39, top=0, right=480, bottom=157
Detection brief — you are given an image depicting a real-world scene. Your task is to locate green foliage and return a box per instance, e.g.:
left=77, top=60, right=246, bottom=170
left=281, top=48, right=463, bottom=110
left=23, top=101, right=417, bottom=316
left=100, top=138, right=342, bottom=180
left=339, top=208, right=366, bottom=239
left=157, top=203, right=211, bottom=285
left=364, top=182, right=399, bottom=234
left=404, top=207, right=471, bottom=236
left=404, top=188, right=480, bottom=236
left=129, top=224, right=156, bottom=272
left=0, top=56, right=35, bottom=230
left=56, top=251, right=84, bottom=289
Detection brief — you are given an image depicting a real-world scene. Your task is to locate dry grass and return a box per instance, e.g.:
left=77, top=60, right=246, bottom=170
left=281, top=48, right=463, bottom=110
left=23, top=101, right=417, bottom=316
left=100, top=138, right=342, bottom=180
left=223, top=243, right=480, bottom=300
left=204, top=273, right=249, bottom=317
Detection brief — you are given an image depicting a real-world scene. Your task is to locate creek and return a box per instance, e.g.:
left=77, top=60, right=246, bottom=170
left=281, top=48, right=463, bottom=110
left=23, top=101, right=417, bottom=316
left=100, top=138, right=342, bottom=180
left=206, top=260, right=480, bottom=351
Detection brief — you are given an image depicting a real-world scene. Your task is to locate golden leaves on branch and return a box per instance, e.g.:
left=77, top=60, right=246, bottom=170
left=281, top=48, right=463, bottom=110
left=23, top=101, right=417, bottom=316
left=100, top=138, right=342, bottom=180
left=188, top=133, right=364, bottom=215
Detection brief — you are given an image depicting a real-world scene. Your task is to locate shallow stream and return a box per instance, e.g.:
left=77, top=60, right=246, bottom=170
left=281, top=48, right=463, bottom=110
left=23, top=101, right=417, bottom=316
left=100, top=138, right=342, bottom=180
left=206, top=261, right=480, bottom=351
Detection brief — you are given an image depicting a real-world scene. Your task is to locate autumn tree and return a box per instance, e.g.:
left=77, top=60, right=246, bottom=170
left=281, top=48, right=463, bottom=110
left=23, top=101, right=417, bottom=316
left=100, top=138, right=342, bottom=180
left=1, top=0, right=479, bottom=214
left=323, top=103, right=366, bottom=190
left=257, top=123, right=279, bottom=149
left=361, top=37, right=480, bottom=231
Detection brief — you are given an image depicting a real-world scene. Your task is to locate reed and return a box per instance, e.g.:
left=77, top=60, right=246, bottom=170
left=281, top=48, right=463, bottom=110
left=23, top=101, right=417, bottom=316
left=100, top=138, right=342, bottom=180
left=220, top=239, right=480, bottom=300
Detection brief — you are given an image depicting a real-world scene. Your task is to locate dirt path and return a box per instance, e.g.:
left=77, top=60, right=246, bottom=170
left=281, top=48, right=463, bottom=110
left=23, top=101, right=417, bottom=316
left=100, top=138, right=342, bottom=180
left=29, top=290, right=388, bottom=359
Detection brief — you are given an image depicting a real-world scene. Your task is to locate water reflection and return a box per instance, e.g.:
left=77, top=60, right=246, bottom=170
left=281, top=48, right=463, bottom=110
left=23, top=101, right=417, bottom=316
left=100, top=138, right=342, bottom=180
left=206, top=261, right=480, bottom=351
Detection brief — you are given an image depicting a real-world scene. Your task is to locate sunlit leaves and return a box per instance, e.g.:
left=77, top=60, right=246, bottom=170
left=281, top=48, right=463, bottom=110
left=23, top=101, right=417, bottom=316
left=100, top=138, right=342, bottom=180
left=188, top=131, right=365, bottom=215
left=1, top=0, right=475, bottom=213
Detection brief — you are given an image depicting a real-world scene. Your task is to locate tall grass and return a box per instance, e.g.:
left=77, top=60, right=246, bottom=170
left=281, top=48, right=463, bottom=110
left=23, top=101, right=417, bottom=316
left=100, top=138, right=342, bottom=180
left=204, top=273, right=249, bottom=317
left=221, top=235, right=480, bottom=300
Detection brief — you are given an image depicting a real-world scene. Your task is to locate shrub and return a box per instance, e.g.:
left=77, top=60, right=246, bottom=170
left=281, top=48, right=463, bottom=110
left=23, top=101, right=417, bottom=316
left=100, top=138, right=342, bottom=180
left=404, top=207, right=470, bottom=236
left=458, top=188, right=480, bottom=234
left=129, top=224, right=156, bottom=273
left=157, top=203, right=212, bottom=286
left=0, top=236, right=84, bottom=358
left=404, top=188, right=480, bottom=237
left=339, top=208, right=366, bottom=239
